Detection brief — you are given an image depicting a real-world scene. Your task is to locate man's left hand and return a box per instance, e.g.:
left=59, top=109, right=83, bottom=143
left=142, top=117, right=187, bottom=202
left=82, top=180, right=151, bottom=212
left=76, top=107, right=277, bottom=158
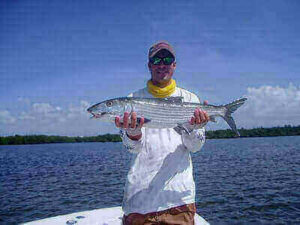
left=189, top=100, right=209, bottom=128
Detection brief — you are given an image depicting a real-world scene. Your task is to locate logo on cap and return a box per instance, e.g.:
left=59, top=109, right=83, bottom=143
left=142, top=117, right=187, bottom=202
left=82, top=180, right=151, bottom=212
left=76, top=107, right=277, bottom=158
left=148, top=41, right=175, bottom=58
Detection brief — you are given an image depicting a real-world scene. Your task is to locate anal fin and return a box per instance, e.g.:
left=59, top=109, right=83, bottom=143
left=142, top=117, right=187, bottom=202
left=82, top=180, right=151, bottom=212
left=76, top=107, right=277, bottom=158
left=173, top=123, right=192, bottom=135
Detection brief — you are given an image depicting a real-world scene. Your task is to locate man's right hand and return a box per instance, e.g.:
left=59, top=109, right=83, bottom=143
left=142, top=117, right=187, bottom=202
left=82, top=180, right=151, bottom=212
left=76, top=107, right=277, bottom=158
left=115, top=112, right=144, bottom=140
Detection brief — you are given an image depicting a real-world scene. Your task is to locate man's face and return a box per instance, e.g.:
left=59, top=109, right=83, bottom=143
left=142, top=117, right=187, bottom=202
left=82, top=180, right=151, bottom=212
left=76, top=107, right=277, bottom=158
left=148, top=49, right=176, bottom=86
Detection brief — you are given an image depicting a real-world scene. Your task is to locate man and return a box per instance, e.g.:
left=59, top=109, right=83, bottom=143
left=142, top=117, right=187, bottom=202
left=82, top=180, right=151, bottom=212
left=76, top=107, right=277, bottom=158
left=115, top=41, right=209, bottom=225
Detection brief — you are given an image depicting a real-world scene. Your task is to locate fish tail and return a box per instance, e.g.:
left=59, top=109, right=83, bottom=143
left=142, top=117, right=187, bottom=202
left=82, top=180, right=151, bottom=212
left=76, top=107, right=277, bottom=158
left=222, top=98, right=247, bottom=136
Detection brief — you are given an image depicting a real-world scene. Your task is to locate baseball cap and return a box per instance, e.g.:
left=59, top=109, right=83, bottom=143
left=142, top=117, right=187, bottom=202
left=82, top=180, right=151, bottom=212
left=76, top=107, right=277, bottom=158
left=148, top=41, right=176, bottom=59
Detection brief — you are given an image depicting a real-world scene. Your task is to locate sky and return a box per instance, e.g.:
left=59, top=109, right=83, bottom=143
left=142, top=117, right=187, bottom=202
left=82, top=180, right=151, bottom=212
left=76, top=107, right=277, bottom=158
left=0, top=0, right=299, bottom=136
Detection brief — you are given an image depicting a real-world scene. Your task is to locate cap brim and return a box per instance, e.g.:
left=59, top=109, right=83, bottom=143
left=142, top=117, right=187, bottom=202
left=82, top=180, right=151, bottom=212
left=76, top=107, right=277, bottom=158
left=149, top=48, right=175, bottom=58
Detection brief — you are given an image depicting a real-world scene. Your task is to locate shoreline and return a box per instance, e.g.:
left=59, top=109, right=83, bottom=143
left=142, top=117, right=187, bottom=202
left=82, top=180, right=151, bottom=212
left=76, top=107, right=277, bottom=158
left=1, top=125, right=299, bottom=145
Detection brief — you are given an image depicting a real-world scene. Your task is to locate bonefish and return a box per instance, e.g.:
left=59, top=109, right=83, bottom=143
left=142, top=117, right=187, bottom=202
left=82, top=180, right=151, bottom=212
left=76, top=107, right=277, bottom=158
left=87, top=97, right=247, bottom=136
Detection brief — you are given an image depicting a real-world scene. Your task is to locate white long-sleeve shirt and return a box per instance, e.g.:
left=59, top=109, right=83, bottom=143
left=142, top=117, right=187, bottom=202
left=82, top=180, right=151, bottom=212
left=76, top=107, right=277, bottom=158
left=121, top=87, right=206, bottom=215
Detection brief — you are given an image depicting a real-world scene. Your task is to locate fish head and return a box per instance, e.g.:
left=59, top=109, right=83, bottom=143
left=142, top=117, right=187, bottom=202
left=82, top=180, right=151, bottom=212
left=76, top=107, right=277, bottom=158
left=87, top=98, right=126, bottom=120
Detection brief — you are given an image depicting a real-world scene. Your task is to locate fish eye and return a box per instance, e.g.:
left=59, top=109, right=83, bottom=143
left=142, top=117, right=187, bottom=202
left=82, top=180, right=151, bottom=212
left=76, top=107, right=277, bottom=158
left=106, top=101, right=113, bottom=107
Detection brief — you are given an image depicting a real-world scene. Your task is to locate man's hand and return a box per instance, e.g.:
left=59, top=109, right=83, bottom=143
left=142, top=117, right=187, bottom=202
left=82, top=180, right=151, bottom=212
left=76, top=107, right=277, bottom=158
left=115, top=112, right=144, bottom=140
left=189, top=100, right=209, bottom=128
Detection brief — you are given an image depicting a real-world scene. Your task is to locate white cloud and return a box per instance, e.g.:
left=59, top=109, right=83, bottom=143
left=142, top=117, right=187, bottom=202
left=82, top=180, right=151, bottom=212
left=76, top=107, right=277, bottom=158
left=235, top=83, right=300, bottom=128
left=32, top=103, right=56, bottom=114
left=19, top=112, right=35, bottom=120
left=0, top=100, right=118, bottom=136
left=0, top=110, right=16, bottom=124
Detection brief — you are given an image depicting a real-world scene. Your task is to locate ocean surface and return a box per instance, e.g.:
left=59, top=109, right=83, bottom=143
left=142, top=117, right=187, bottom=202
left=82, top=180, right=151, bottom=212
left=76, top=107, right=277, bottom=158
left=0, top=136, right=299, bottom=225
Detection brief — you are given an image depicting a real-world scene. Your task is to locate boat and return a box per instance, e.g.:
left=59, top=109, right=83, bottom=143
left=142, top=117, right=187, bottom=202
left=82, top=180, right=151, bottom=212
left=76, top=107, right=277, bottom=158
left=23, top=206, right=210, bottom=225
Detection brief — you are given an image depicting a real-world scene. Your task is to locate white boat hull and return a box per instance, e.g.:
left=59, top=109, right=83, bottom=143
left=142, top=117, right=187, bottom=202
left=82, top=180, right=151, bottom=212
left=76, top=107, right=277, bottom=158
left=23, top=206, right=209, bottom=225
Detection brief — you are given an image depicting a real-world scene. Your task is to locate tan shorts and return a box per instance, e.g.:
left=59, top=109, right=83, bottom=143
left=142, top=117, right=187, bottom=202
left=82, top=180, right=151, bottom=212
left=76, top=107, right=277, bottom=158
left=123, top=203, right=196, bottom=225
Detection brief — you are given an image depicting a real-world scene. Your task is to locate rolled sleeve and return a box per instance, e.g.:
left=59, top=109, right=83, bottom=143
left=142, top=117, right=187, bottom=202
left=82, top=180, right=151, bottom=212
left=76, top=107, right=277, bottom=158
left=181, top=127, right=206, bottom=153
left=120, top=129, right=143, bottom=154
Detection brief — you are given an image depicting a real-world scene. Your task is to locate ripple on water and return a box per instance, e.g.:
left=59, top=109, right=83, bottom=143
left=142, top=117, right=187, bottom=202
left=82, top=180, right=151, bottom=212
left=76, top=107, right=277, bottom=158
left=0, top=138, right=299, bottom=224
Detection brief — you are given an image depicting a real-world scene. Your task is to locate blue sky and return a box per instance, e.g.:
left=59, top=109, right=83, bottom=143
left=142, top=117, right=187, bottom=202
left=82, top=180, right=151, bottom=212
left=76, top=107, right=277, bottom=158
left=1, top=0, right=300, bottom=136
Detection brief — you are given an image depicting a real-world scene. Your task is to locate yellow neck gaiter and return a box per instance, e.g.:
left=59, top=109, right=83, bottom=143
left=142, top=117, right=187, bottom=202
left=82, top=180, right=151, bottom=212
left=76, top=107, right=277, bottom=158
left=147, top=79, right=176, bottom=98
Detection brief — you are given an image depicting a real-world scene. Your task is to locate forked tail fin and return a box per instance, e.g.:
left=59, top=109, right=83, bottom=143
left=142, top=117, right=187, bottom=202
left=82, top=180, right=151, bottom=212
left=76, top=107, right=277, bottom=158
left=222, top=98, right=247, bottom=136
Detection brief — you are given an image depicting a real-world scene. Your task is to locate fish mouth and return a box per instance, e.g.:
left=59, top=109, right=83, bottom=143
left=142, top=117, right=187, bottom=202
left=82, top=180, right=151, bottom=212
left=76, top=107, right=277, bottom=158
left=89, top=111, right=107, bottom=118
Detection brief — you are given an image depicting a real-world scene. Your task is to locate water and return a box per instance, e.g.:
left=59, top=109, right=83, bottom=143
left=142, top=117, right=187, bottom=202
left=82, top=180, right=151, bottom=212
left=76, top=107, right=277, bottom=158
left=0, top=136, right=299, bottom=224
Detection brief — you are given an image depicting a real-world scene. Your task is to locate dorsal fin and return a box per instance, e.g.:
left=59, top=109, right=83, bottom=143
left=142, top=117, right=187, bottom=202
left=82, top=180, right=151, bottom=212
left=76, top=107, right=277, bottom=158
left=164, top=97, right=184, bottom=103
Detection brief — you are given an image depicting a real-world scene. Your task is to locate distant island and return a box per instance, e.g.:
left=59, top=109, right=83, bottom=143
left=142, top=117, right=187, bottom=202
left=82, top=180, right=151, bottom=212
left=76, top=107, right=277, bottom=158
left=0, top=125, right=299, bottom=145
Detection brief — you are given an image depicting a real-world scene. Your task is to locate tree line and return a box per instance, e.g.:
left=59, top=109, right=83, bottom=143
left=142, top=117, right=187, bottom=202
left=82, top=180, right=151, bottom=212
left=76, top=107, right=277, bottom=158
left=0, top=134, right=121, bottom=145
left=1, top=125, right=299, bottom=145
left=205, top=125, right=300, bottom=139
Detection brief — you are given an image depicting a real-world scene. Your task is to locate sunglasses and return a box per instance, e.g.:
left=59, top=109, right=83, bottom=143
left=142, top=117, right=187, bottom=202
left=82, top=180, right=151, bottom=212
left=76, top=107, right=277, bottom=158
left=149, top=56, right=175, bottom=65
